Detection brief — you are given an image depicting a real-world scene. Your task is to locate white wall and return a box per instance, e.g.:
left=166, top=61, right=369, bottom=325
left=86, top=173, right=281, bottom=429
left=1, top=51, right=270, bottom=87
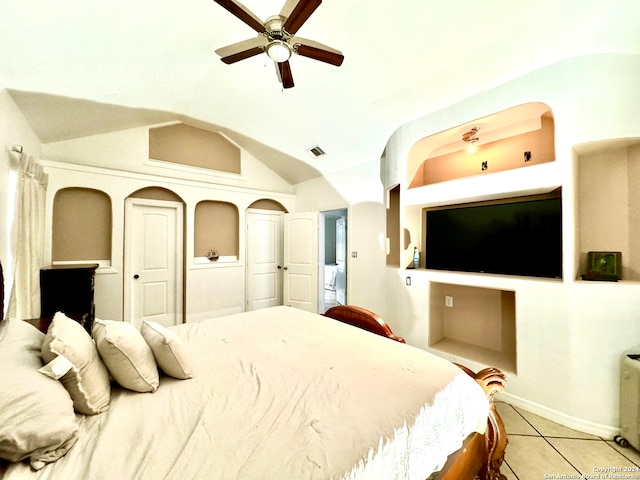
left=43, top=125, right=295, bottom=195
left=41, top=162, right=296, bottom=322
left=37, top=125, right=297, bottom=322
left=295, top=159, right=387, bottom=312
left=0, top=93, right=388, bottom=323
left=381, top=53, right=640, bottom=437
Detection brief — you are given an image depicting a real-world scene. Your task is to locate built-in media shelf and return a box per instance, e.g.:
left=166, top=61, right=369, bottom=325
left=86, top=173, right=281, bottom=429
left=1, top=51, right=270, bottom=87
left=408, top=103, right=555, bottom=188
left=428, top=282, right=517, bottom=374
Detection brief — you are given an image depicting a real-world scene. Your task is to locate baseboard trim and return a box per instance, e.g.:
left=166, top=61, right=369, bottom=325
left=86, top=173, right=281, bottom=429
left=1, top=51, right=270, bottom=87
left=497, top=392, right=620, bottom=439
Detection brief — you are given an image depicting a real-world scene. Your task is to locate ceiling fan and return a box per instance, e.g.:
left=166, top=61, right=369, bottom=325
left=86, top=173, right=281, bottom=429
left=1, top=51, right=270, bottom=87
left=213, top=0, right=344, bottom=89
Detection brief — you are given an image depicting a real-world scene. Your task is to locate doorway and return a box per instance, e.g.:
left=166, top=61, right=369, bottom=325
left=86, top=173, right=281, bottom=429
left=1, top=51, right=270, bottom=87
left=123, top=198, right=184, bottom=329
left=246, top=209, right=284, bottom=311
left=245, top=208, right=347, bottom=314
left=320, top=209, right=347, bottom=313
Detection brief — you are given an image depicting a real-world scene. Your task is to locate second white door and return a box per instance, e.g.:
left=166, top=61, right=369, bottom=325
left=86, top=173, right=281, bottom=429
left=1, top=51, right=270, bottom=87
left=283, top=212, right=318, bottom=312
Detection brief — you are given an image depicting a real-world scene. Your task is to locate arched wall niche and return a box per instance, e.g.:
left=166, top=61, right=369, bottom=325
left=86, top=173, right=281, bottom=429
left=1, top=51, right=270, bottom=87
left=128, top=186, right=184, bottom=203
left=408, top=102, right=555, bottom=188
left=149, top=123, right=241, bottom=174
left=248, top=199, right=288, bottom=212
left=52, top=187, right=112, bottom=263
left=194, top=201, right=239, bottom=259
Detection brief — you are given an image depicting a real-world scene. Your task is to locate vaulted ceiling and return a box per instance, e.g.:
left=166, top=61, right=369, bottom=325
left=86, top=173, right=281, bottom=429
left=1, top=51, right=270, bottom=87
left=1, top=1, right=638, bottom=184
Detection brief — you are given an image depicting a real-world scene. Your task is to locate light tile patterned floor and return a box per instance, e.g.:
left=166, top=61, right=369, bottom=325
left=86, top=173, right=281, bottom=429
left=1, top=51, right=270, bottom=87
left=496, top=402, right=640, bottom=480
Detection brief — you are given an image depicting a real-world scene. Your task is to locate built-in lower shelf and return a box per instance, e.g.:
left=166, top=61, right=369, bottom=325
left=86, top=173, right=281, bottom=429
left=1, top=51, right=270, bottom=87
left=429, top=282, right=517, bottom=374
left=429, top=338, right=515, bottom=374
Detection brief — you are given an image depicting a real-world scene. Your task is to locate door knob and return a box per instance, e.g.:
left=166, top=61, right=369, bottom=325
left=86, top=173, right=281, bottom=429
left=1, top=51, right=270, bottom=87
left=277, top=265, right=282, bottom=269
left=133, top=274, right=139, bottom=279
left=283, top=267, right=288, bottom=270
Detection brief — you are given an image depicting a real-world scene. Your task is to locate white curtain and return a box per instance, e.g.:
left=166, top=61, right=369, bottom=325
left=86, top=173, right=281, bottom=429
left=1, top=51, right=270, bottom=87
left=7, top=152, right=48, bottom=319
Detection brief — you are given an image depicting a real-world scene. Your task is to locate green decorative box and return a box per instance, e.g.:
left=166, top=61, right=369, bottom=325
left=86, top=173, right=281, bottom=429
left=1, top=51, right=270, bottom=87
left=582, top=251, right=622, bottom=281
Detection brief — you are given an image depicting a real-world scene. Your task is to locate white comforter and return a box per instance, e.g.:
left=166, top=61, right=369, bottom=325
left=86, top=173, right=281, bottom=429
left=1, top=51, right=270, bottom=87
left=3, top=306, right=489, bottom=480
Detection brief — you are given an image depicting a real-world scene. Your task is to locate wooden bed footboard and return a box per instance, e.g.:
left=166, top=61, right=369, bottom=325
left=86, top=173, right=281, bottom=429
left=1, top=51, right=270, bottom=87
left=323, top=305, right=507, bottom=480
left=323, top=305, right=406, bottom=343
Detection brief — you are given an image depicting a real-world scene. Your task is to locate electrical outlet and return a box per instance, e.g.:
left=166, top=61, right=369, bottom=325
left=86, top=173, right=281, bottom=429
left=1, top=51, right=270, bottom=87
left=445, top=296, right=453, bottom=308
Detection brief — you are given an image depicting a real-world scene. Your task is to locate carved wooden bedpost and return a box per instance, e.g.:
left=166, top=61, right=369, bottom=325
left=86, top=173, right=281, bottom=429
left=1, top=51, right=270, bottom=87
left=455, top=364, right=508, bottom=480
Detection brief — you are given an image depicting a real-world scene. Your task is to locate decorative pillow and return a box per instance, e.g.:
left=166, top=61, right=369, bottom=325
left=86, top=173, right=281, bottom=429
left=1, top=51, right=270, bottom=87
left=41, top=312, right=111, bottom=415
left=92, top=319, right=159, bottom=392
left=141, top=321, right=193, bottom=379
left=0, top=319, right=79, bottom=470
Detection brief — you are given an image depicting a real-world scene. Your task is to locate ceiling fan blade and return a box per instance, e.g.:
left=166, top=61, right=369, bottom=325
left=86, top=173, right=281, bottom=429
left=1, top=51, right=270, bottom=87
left=291, top=36, right=342, bottom=55
left=218, top=45, right=264, bottom=64
left=277, top=61, right=295, bottom=89
left=281, top=0, right=322, bottom=35
left=213, top=0, right=266, bottom=33
left=294, top=41, right=344, bottom=66
left=216, top=37, right=267, bottom=59
left=279, top=0, right=301, bottom=19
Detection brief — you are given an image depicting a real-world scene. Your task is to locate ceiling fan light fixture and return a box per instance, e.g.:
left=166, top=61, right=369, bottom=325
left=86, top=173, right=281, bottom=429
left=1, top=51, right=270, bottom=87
left=266, top=40, right=292, bottom=63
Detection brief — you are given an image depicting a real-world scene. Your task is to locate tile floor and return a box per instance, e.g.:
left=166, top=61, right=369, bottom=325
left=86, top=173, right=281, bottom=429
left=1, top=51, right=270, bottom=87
left=496, top=402, right=640, bottom=479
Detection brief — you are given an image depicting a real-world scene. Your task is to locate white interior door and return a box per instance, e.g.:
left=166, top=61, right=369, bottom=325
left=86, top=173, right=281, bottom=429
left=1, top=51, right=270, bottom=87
left=283, top=212, right=318, bottom=312
left=246, top=210, right=283, bottom=311
left=124, top=198, right=183, bottom=329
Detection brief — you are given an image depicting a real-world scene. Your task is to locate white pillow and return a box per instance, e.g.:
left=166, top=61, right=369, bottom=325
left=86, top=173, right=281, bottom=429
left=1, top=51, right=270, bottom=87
left=41, top=312, right=111, bottom=415
left=92, top=319, right=159, bottom=393
left=0, top=319, right=79, bottom=469
left=141, top=321, right=193, bottom=379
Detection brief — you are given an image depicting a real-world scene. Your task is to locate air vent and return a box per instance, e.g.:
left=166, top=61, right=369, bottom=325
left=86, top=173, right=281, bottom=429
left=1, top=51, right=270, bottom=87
left=306, top=145, right=326, bottom=159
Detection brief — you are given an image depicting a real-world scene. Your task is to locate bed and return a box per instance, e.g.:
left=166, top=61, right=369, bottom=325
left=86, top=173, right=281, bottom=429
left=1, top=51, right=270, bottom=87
left=0, top=262, right=507, bottom=480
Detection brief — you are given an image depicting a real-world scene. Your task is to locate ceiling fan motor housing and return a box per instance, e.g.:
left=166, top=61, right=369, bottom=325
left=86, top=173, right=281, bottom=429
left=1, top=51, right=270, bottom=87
left=265, top=15, right=288, bottom=40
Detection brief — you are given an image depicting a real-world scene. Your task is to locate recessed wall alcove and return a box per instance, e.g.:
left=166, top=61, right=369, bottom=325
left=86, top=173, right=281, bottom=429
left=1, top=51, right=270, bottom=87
left=149, top=123, right=241, bottom=174
left=52, top=188, right=112, bottom=264
left=429, top=282, right=516, bottom=373
left=386, top=185, right=401, bottom=267
left=194, top=201, right=239, bottom=260
left=248, top=199, right=288, bottom=212
left=408, top=102, right=555, bottom=188
left=576, top=139, right=640, bottom=281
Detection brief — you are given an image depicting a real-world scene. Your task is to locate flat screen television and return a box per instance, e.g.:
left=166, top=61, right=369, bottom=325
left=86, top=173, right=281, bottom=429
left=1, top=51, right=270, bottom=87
left=425, top=193, right=563, bottom=279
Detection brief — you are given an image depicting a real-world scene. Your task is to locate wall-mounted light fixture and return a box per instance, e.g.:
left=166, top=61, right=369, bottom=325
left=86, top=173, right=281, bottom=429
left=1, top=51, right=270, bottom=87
left=462, top=127, right=480, bottom=154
